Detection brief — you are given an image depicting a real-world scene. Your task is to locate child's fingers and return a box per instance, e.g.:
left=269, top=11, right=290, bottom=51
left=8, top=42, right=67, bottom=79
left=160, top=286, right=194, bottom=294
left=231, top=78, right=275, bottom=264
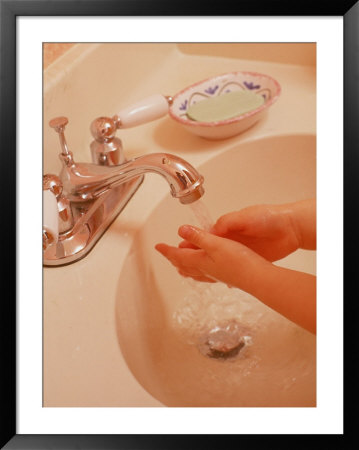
left=155, top=243, right=180, bottom=264
left=211, top=211, right=246, bottom=235
left=155, top=242, right=206, bottom=272
left=178, top=239, right=199, bottom=249
left=177, top=269, right=216, bottom=283
left=178, top=225, right=220, bottom=253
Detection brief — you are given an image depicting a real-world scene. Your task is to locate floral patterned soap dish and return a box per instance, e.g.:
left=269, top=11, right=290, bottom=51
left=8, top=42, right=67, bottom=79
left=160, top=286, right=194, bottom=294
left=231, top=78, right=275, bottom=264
left=116, top=71, right=281, bottom=140
left=169, top=71, right=281, bottom=139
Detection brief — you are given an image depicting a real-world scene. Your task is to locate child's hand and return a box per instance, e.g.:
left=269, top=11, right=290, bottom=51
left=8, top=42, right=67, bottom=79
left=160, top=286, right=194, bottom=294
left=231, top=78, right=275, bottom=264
left=209, top=199, right=317, bottom=261
left=156, top=223, right=316, bottom=334
left=179, top=204, right=301, bottom=262
left=155, top=225, right=272, bottom=293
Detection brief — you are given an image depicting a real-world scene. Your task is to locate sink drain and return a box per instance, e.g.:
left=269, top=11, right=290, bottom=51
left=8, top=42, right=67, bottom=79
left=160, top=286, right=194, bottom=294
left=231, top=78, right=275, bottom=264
left=198, top=320, right=253, bottom=360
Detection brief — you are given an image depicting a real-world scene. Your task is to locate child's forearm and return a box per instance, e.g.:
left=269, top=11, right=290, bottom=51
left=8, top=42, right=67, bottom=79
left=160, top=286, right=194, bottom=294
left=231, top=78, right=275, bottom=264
left=287, top=199, right=316, bottom=250
left=249, top=263, right=316, bottom=334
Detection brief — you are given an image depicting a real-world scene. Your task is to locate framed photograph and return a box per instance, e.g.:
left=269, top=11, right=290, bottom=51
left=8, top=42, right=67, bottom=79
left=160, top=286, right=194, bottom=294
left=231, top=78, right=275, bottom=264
left=1, top=1, right=357, bottom=448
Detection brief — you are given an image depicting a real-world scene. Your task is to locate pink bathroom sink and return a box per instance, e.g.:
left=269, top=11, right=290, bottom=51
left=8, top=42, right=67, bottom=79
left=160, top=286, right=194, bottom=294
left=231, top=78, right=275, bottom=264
left=116, top=134, right=316, bottom=407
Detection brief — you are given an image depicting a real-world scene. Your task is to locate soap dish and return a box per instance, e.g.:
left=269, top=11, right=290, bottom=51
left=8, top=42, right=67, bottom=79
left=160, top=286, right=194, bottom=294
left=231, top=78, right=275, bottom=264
left=168, top=71, right=281, bottom=139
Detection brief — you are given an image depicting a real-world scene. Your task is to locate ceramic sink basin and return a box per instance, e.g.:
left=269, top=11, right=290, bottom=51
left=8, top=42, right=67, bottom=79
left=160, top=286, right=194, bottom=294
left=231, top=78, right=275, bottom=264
left=115, top=133, right=316, bottom=407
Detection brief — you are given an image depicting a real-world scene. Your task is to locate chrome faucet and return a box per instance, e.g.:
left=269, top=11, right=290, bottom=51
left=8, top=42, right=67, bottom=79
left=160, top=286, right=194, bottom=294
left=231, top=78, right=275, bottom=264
left=43, top=116, right=204, bottom=266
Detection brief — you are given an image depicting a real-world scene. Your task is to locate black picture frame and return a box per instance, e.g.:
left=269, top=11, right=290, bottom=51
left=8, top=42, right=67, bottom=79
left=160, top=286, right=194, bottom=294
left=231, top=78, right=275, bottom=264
left=1, top=1, right=357, bottom=448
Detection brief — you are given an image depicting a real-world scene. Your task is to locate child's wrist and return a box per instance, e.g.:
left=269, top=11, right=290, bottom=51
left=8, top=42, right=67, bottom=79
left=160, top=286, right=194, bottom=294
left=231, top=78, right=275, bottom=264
left=283, top=199, right=316, bottom=250
left=280, top=203, right=303, bottom=250
left=240, top=256, right=275, bottom=299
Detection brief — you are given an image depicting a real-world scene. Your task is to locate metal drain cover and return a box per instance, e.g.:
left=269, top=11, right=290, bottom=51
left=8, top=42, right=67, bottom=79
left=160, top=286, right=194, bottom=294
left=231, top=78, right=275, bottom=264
left=198, top=321, right=252, bottom=360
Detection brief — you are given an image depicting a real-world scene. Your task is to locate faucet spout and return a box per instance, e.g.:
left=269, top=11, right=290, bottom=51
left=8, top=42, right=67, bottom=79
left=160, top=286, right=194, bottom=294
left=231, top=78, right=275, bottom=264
left=60, top=152, right=204, bottom=204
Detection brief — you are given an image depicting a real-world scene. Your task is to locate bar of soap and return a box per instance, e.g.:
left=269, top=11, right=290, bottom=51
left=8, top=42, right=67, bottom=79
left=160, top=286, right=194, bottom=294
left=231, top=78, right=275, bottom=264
left=186, top=90, right=265, bottom=122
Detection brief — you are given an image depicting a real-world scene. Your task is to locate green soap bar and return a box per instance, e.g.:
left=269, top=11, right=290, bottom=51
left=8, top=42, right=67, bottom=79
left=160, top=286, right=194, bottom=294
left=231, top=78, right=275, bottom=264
left=186, top=90, right=265, bottom=122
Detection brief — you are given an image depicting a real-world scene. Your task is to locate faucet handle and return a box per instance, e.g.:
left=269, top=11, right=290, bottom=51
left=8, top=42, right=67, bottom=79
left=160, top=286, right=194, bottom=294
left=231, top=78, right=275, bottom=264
left=43, top=173, right=63, bottom=197
left=116, top=94, right=170, bottom=129
left=43, top=187, right=59, bottom=251
left=43, top=174, right=73, bottom=234
left=90, top=116, right=124, bottom=166
left=49, top=116, right=68, bottom=132
left=90, top=116, right=117, bottom=142
left=49, top=116, right=71, bottom=157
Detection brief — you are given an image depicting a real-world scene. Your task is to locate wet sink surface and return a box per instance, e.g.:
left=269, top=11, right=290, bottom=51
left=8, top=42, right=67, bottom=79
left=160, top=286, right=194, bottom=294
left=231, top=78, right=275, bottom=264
left=115, top=134, right=316, bottom=407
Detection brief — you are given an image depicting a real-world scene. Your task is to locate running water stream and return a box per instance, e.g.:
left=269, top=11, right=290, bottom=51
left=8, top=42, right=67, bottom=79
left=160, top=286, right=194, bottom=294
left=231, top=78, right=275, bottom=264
left=188, top=199, right=214, bottom=232
left=177, top=200, right=254, bottom=360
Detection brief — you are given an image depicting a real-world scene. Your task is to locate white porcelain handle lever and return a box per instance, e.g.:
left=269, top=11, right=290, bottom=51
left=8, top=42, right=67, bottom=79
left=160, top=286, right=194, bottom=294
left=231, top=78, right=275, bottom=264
left=117, top=94, right=170, bottom=128
left=43, top=189, right=59, bottom=249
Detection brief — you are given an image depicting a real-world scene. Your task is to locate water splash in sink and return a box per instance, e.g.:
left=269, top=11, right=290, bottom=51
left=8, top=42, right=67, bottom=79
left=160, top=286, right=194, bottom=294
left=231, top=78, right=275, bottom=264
left=164, top=281, right=315, bottom=406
